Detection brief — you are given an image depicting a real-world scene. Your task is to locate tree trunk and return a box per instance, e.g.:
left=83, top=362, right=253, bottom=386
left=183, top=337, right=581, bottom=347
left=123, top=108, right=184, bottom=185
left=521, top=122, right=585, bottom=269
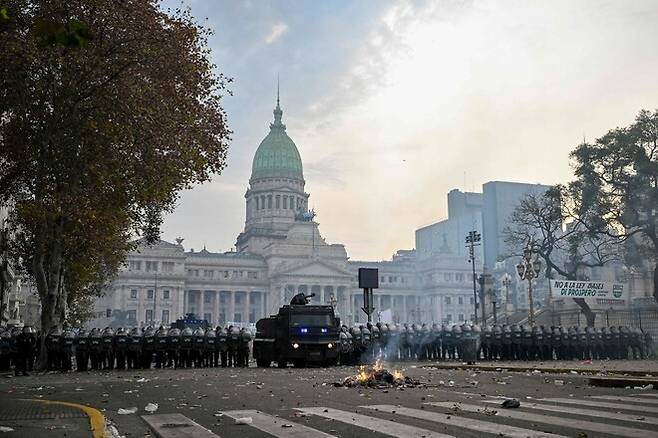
left=33, top=221, right=64, bottom=370
left=573, top=298, right=596, bottom=327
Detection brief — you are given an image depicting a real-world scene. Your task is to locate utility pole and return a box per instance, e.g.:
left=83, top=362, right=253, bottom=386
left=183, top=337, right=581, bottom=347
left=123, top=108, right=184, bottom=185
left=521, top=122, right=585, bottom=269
left=465, top=231, right=481, bottom=324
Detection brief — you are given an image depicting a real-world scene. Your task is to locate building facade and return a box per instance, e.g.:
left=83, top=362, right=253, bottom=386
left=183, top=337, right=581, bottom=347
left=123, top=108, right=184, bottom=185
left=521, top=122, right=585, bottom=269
left=93, top=98, right=475, bottom=328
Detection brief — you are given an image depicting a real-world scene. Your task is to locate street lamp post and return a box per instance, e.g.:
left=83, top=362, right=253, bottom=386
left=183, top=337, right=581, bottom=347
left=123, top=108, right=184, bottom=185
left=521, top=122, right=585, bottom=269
left=516, top=240, right=542, bottom=326
left=477, top=274, right=487, bottom=324
left=492, top=294, right=498, bottom=324
left=501, top=274, right=512, bottom=324
left=465, top=231, right=481, bottom=324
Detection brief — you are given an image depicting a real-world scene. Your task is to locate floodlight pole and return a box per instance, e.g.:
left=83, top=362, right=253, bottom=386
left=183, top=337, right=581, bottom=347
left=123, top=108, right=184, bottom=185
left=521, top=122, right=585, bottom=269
left=465, top=231, right=481, bottom=325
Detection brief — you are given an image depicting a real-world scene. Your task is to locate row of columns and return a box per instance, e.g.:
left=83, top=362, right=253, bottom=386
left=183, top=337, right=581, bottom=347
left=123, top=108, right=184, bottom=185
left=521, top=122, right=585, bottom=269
left=185, top=290, right=267, bottom=326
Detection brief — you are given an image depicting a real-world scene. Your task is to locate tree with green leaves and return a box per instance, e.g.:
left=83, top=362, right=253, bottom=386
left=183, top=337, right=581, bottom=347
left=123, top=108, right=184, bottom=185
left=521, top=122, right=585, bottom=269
left=0, top=0, right=230, bottom=366
left=504, top=186, right=619, bottom=326
left=570, top=109, right=658, bottom=305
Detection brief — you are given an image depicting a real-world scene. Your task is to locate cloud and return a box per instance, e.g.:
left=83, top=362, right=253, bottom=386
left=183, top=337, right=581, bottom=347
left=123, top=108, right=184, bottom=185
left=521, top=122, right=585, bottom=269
left=264, top=22, right=288, bottom=44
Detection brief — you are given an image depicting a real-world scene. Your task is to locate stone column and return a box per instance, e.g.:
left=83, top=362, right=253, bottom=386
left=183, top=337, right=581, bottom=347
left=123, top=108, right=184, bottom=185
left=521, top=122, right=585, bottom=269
left=229, top=291, right=235, bottom=324
left=246, top=291, right=252, bottom=323
left=198, top=291, right=205, bottom=319
left=402, top=295, right=407, bottom=322
left=214, top=291, right=220, bottom=326
left=177, top=287, right=184, bottom=319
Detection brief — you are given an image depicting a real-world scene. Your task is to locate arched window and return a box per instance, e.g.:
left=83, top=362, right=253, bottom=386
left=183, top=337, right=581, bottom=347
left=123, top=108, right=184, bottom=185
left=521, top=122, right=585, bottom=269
left=260, top=196, right=266, bottom=210
left=267, top=195, right=272, bottom=209
left=275, top=195, right=280, bottom=209
left=283, top=196, right=288, bottom=210
left=255, top=197, right=259, bottom=210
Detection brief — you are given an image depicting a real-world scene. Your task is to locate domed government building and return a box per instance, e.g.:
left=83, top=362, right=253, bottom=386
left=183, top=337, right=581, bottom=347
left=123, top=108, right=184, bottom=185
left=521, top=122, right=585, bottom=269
left=92, top=95, right=476, bottom=328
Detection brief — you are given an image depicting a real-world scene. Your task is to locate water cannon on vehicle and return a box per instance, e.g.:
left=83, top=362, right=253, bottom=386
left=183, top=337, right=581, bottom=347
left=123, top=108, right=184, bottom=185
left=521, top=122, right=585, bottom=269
left=290, top=292, right=316, bottom=305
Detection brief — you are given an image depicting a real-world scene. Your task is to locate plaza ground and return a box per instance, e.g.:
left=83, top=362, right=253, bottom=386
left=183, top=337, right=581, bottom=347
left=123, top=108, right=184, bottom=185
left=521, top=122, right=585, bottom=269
left=0, top=360, right=657, bottom=437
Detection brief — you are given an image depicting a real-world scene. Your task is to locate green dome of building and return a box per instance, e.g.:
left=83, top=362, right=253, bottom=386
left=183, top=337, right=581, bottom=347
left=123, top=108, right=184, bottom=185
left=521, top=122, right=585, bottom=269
left=251, top=97, right=304, bottom=181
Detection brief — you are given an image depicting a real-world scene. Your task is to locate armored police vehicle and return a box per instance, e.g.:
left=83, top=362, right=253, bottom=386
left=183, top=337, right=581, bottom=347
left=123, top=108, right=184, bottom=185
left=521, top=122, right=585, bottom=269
left=170, top=313, right=209, bottom=330
left=253, top=293, right=340, bottom=368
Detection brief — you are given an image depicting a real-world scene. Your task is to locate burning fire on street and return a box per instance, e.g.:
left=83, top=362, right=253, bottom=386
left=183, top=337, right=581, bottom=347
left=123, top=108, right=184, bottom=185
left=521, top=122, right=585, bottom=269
left=335, top=359, right=422, bottom=388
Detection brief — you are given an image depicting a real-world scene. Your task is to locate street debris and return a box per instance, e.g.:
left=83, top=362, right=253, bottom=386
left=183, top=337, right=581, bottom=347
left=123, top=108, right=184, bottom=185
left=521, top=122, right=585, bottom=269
left=144, top=403, right=159, bottom=413
left=333, top=360, right=422, bottom=388
left=117, top=407, right=138, bottom=415
left=235, top=417, right=253, bottom=425
left=635, top=384, right=654, bottom=390
left=501, top=399, right=521, bottom=409
left=0, top=426, right=15, bottom=433
left=554, top=379, right=564, bottom=386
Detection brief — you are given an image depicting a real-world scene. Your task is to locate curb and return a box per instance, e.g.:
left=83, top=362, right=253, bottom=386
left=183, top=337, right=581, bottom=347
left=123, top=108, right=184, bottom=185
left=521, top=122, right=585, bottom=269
left=19, top=399, right=106, bottom=438
left=422, top=363, right=658, bottom=377
left=587, top=376, right=658, bottom=388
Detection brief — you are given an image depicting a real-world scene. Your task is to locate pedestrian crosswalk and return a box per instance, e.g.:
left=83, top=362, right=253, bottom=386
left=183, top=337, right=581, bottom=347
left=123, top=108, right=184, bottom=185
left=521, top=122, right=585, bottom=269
left=173, top=392, right=658, bottom=438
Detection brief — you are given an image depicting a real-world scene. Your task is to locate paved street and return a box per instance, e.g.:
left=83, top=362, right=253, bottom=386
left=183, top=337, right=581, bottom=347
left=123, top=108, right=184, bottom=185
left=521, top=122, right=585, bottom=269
left=1, top=360, right=657, bottom=437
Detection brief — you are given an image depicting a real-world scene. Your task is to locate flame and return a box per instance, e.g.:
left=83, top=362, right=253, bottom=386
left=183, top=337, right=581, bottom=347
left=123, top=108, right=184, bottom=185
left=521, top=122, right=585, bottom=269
left=393, top=370, right=403, bottom=380
left=373, top=359, right=384, bottom=372
left=356, top=365, right=369, bottom=383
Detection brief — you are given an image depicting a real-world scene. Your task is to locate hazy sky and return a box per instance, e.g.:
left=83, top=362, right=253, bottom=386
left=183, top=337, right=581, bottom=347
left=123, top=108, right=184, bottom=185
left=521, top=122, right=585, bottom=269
left=160, top=0, right=658, bottom=261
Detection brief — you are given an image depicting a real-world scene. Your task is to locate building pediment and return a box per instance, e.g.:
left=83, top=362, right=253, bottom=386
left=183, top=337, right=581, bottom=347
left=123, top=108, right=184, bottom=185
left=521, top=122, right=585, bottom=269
left=273, top=258, right=352, bottom=278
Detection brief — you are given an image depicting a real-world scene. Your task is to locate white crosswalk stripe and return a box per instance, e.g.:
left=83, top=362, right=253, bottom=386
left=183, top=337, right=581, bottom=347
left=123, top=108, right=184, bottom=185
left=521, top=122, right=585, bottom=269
left=296, top=406, right=455, bottom=438
left=221, top=410, right=336, bottom=437
left=590, top=395, right=658, bottom=405
left=480, top=400, right=658, bottom=426
left=425, top=402, right=653, bottom=438
left=363, top=405, right=569, bottom=438
left=540, top=397, right=658, bottom=414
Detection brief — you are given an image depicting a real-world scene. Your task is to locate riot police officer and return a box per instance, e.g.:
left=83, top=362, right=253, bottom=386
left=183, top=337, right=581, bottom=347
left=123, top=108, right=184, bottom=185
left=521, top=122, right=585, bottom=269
left=0, top=329, right=11, bottom=371
left=46, top=327, right=62, bottom=371
left=114, top=328, right=129, bottom=370
left=238, top=327, right=251, bottom=367
left=217, top=326, right=228, bottom=367
left=155, top=326, right=168, bottom=368
left=75, top=328, right=89, bottom=371
left=127, top=327, right=142, bottom=369
left=227, top=326, right=240, bottom=367
left=89, top=328, right=103, bottom=370
left=204, top=327, right=217, bottom=367
left=167, top=327, right=181, bottom=368
left=142, top=326, right=156, bottom=368
left=179, top=327, right=194, bottom=368
left=101, top=327, right=115, bottom=369
left=15, top=327, right=35, bottom=376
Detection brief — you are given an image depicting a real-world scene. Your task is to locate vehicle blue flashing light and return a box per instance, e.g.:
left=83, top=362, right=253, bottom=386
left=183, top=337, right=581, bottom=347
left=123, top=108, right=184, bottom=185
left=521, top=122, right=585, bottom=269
left=321, top=328, right=328, bottom=333
left=300, top=328, right=308, bottom=334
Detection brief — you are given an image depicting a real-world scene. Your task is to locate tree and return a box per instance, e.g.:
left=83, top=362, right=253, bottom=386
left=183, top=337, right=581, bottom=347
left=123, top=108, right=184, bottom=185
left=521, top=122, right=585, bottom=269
left=504, top=186, right=619, bottom=326
left=0, top=0, right=230, bottom=367
left=570, top=110, right=658, bottom=305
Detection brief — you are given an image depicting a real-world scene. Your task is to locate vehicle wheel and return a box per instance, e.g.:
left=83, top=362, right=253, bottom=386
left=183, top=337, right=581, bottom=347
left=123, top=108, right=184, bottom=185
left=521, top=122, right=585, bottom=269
left=256, top=359, right=271, bottom=368
left=293, top=359, right=306, bottom=368
left=277, top=359, right=287, bottom=368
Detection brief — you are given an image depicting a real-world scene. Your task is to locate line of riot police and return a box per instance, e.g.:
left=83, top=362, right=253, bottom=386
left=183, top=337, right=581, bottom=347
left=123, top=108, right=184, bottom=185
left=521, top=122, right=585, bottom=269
left=0, top=324, right=253, bottom=374
left=335, top=322, right=654, bottom=365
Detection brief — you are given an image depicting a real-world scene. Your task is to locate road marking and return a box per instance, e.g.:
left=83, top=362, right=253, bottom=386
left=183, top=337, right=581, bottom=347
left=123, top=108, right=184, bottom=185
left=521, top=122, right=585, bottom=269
left=363, top=405, right=568, bottom=438
left=540, top=397, right=658, bottom=414
left=481, top=400, right=658, bottom=426
left=296, top=407, right=455, bottom=438
left=141, top=414, right=220, bottom=438
left=426, top=402, right=652, bottom=438
left=21, top=399, right=105, bottom=438
left=589, top=395, right=658, bottom=405
left=221, top=410, right=335, bottom=437
left=632, top=393, right=658, bottom=398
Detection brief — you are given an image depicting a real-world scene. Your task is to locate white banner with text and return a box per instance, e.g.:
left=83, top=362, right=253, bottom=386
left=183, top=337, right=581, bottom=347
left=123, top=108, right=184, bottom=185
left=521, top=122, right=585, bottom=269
left=551, top=280, right=626, bottom=301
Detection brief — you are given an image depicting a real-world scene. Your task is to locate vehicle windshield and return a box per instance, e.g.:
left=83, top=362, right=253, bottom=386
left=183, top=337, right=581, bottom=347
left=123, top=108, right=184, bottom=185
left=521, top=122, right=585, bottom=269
left=289, top=313, right=333, bottom=327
